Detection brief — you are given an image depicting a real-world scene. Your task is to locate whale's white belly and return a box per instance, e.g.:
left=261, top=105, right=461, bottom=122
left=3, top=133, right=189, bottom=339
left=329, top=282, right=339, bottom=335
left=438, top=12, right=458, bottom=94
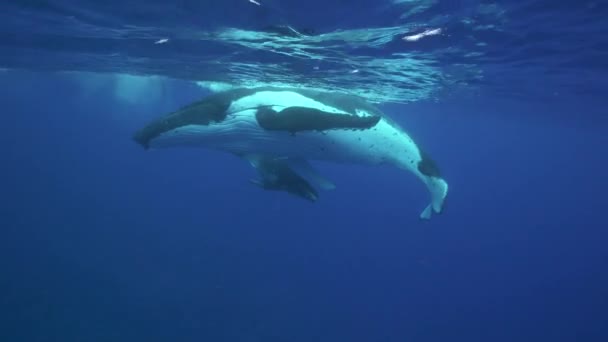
left=149, top=109, right=422, bottom=168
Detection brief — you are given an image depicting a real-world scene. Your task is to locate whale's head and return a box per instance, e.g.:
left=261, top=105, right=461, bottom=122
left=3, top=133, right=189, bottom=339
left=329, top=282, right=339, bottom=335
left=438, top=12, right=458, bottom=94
left=133, top=92, right=236, bottom=149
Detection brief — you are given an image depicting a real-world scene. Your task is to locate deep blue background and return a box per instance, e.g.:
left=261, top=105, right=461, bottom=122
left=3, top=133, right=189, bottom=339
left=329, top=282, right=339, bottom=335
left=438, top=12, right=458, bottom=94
left=1, top=71, right=607, bottom=341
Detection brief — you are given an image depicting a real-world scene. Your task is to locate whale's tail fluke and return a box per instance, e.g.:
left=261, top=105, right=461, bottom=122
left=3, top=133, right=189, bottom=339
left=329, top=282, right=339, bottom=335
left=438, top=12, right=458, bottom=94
left=420, top=177, right=448, bottom=220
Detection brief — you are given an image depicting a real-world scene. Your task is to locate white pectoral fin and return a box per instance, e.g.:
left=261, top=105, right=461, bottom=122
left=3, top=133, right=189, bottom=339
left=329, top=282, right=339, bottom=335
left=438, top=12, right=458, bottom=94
left=249, top=179, right=263, bottom=187
left=240, top=153, right=261, bottom=167
left=285, top=158, right=336, bottom=191
left=239, top=153, right=268, bottom=171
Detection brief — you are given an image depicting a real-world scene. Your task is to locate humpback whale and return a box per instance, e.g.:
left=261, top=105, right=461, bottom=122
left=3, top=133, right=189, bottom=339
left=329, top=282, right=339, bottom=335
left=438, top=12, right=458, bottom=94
left=134, top=87, right=448, bottom=219
left=243, top=154, right=337, bottom=202
left=245, top=155, right=319, bottom=202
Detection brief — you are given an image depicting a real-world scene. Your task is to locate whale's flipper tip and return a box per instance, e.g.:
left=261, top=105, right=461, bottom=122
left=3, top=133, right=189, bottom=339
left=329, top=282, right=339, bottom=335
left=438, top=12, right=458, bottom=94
left=420, top=205, right=433, bottom=220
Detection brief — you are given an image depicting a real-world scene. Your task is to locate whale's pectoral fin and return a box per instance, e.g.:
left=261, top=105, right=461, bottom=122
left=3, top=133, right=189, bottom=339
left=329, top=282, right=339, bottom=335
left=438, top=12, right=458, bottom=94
left=420, top=205, right=433, bottom=220
left=249, top=178, right=264, bottom=188
left=255, top=106, right=381, bottom=133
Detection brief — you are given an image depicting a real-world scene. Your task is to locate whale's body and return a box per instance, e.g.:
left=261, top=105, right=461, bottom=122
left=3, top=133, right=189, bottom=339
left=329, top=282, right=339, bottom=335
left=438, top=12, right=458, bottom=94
left=134, top=87, right=448, bottom=219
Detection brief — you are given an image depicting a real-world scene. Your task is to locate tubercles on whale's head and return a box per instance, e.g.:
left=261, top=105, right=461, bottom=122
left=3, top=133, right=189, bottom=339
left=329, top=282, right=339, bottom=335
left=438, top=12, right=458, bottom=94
left=132, top=93, right=234, bottom=149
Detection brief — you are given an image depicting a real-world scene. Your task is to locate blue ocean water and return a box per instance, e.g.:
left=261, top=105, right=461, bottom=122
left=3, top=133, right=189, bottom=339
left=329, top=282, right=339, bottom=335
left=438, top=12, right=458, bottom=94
left=1, top=1, right=607, bottom=341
